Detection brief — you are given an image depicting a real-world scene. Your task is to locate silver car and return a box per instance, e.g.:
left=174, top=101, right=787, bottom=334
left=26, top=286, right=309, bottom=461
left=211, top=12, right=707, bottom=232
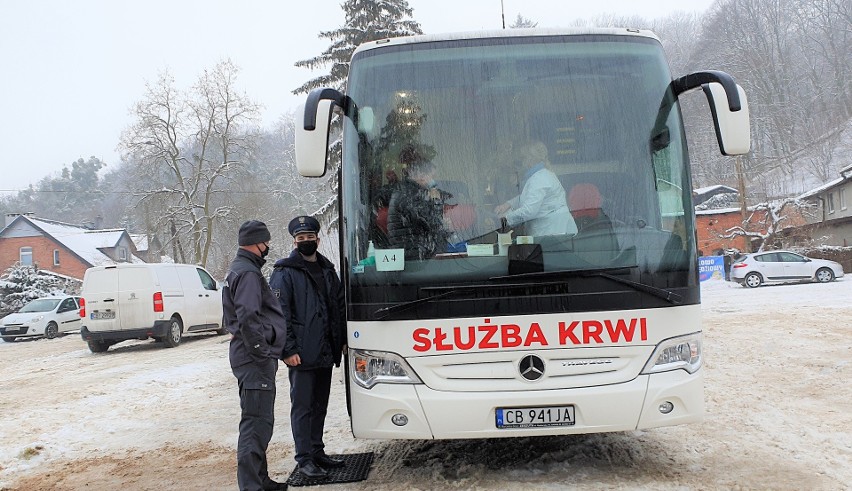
left=731, top=251, right=845, bottom=288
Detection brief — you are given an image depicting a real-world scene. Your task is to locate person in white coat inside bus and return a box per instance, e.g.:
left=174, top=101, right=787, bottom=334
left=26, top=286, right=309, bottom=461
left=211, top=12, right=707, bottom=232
left=494, top=140, right=578, bottom=237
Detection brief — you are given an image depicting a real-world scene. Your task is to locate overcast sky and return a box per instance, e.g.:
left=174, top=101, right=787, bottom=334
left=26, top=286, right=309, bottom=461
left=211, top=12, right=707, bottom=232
left=0, top=0, right=715, bottom=191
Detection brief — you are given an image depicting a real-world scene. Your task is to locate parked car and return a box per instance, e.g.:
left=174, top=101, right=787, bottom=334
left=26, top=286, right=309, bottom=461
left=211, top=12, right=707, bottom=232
left=731, top=251, right=845, bottom=288
left=0, top=296, right=82, bottom=342
left=79, top=263, right=224, bottom=353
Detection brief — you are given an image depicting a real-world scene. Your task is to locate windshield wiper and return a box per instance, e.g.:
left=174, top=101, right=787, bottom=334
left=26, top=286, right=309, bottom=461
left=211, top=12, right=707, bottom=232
left=375, top=266, right=681, bottom=319
left=489, top=267, right=683, bottom=305
left=372, top=286, right=476, bottom=319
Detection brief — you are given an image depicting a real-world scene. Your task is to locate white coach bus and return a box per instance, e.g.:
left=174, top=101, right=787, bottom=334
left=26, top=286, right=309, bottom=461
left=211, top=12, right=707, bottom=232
left=294, top=28, right=749, bottom=439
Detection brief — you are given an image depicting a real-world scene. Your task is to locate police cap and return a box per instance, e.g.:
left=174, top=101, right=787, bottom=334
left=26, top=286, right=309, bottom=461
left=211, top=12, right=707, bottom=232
left=288, top=215, right=320, bottom=237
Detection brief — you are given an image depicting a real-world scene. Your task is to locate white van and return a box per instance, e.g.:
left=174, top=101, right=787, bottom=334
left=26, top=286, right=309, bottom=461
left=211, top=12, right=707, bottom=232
left=79, top=263, right=224, bottom=353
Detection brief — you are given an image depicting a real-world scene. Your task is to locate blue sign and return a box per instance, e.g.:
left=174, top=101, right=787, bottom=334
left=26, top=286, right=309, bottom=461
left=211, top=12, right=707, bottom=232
left=698, top=256, right=725, bottom=281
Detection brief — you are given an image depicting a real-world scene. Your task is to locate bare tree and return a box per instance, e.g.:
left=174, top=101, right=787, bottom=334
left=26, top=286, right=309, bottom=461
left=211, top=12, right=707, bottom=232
left=509, top=14, right=537, bottom=28
left=688, top=0, right=852, bottom=211
left=119, top=60, right=260, bottom=267
left=722, top=198, right=817, bottom=251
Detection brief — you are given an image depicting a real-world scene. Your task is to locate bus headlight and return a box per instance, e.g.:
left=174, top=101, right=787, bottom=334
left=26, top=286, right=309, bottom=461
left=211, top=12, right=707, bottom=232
left=641, top=332, right=702, bottom=374
left=351, top=349, right=422, bottom=389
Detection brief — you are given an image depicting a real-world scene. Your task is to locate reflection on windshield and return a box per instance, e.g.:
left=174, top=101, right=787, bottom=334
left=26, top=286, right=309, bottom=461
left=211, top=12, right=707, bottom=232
left=344, top=35, right=695, bottom=292
left=20, top=299, right=61, bottom=313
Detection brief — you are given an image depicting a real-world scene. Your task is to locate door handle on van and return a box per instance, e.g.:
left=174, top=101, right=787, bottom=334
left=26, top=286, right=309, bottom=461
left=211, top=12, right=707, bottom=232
left=103, top=298, right=115, bottom=302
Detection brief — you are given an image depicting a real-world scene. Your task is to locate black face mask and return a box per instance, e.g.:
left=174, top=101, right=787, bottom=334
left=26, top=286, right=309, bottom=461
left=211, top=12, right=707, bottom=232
left=259, top=244, right=270, bottom=258
left=297, top=240, right=318, bottom=256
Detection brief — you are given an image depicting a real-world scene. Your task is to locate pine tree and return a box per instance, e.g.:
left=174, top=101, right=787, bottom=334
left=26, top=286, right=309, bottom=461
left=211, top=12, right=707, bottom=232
left=293, top=0, right=422, bottom=231
left=294, top=0, right=422, bottom=95
left=0, top=264, right=77, bottom=317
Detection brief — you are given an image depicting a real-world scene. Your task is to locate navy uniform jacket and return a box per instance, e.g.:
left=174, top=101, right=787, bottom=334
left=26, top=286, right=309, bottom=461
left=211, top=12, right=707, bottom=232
left=269, top=250, right=346, bottom=369
left=222, top=249, right=288, bottom=368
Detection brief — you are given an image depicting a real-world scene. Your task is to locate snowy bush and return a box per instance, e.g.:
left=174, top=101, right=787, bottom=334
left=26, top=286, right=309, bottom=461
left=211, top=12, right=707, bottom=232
left=0, top=263, right=79, bottom=317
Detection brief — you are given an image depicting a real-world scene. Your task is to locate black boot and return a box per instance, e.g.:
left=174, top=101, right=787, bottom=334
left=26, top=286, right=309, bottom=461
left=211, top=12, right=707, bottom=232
left=298, top=460, right=329, bottom=479
left=315, top=453, right=346, bottom=469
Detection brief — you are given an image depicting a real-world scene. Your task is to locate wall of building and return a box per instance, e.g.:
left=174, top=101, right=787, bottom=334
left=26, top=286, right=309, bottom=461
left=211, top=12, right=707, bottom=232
left=822, top=182, right=851, bottom=221
left=797, top=219, right=852, bottom=248
left=696, top=211, right=751, bottom=255
left=0, top=236, right=89, bottom=279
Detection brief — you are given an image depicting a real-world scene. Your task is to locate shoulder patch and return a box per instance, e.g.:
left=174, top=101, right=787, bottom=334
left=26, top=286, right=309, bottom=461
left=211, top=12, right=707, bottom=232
left=272, top=288, right=280, bottom=298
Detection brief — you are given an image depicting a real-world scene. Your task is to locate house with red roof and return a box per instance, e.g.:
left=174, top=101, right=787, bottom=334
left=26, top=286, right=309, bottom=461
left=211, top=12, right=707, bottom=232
left=0, top=213, right=149, bottom=280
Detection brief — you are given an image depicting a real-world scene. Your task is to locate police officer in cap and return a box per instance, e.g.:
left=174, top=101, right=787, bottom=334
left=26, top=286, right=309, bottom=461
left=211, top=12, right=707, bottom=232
left=223, top=220, right=288, bottom=491
left=269, top=215, right=346, bottom=479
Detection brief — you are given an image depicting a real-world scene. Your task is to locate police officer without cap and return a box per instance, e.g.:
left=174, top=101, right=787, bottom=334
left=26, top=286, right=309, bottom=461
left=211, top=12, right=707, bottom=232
left=270, top=216, right=346, bottom=480
left=223, top=220, right=288, bottom=491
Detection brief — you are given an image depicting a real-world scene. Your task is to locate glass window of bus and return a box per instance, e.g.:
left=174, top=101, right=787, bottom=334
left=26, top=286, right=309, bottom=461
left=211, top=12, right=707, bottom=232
left=344, top=35, right=694, bottom=286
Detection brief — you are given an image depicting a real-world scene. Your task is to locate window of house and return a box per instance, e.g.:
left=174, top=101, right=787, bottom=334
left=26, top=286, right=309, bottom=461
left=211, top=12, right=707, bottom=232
left=828, top=193, right=835, bottom=214
left=118, top=247, right=127, bottom=261
left=840, top=188, right=847, bottom=211
left=53, top=249, right=60, bottom=266
left=20, top=247, right=33, bottom=266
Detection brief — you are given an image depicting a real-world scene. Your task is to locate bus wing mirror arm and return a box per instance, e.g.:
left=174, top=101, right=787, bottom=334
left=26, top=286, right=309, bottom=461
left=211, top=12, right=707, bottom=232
left=668, top=70, right=750, bottom=156
left=303, top=87, right=356, bottom=130
left=671, top=70, right=741, bottom=112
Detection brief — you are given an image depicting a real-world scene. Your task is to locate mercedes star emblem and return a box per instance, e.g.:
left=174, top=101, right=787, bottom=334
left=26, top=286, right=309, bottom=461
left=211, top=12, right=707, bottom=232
left=519, top=354, right=545, bottom=381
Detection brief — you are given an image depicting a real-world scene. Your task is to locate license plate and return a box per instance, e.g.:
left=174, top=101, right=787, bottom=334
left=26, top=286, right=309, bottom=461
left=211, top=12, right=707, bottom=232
left=496, top=405, right=576, bottom=428
left=90, top=311, right=115, bottom=320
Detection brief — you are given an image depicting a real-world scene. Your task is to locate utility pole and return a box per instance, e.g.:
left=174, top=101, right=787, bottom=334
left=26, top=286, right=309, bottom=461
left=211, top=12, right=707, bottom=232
left=735, top=155, right=750, bottom=252
left=501, top=0, right=506, bottom=29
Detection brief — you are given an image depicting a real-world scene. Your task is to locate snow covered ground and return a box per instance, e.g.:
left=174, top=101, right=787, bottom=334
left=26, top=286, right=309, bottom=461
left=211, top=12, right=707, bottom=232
left=1, top=278, right=849, bottom=490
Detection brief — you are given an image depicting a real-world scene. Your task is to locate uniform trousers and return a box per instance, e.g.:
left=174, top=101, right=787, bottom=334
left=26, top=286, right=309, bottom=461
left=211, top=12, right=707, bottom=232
left=233, top=358, right=278, bottom=491
left=288, top=366, right=333, bottom=465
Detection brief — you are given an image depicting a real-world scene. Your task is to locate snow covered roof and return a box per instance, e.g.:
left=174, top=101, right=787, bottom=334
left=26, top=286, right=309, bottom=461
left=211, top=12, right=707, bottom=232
left=130, top=234, right=149, bottom=251
left=693, top=185, right=738, bottom=207
left=39, top=269, right=83, bottom=283
left=696, top=207, right=742, bottom=216
left=2, top=216, right=144, bottom=267
left=693, top=185, right=737, bottom=196
left=797, top=175, right=846, bottom=200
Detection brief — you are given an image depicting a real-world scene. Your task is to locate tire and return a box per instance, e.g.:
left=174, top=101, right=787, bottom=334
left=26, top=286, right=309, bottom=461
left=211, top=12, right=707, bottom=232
left=44, top=322, right=59, bottom=339
left=744, top=272, right=763, bottom=288
left=815, top=267, right=835, bottom=283
left=88, top=340, right=109, bottom=353
left=162, top=316, right=183, bottom=348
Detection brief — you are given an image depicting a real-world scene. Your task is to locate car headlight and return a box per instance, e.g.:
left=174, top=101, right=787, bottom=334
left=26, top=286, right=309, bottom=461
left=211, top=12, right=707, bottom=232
left=351, top=349, right=422, bottom=389
left=30, top=315, right=45, bottom=323
left=641, top=332, right=702, bottom=374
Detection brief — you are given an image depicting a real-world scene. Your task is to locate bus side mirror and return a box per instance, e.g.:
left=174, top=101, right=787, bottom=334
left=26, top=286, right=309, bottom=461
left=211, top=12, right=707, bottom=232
left=702, top=82, right=750, bottom=156
left=294, top=100, right=334, bottom=177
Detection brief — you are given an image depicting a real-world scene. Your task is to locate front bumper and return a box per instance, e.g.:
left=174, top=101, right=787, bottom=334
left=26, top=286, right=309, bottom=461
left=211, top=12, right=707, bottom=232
left=1, top=325, right=40, bottom=339
left=349, top=369, right=704, bottom=439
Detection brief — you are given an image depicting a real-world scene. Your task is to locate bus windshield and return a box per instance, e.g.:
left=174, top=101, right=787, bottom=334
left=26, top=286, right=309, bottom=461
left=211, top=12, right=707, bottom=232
left=342, top=34, right=697, bottom=320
